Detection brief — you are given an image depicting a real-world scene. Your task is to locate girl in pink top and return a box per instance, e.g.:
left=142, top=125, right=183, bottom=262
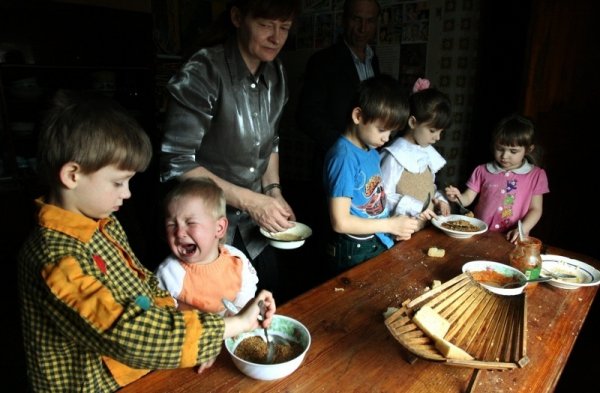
left=445, top=114, right=549, bottom=243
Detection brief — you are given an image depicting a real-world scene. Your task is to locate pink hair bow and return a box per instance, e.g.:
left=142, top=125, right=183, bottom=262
left=412, top=78, right=431, bottom=93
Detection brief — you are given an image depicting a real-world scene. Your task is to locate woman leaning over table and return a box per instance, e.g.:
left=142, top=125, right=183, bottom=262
left=160, top=0, right=301, bottom=299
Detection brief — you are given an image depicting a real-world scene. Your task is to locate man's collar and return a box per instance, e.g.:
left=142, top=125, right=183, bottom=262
left=343, top=40, right=374, bottom=62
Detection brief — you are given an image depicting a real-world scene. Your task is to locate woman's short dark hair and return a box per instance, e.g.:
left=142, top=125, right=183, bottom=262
left=192, top=0, right=302, bottom=50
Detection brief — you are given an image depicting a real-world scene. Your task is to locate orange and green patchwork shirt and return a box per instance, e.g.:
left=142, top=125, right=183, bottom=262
left=18, top=199, right=225, bottom=392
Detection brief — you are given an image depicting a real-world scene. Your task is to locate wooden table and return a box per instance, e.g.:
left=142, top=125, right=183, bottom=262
left=121, top=228, right=599, bottom=392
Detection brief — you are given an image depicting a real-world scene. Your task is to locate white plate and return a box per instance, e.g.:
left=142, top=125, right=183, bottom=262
left=432, top=214, right=488, bottom=239
left=462, top=260, right=527, bottom=296
left=541, top=254, right=600, bottom=289
left=260, top=222, right=312, bottom=250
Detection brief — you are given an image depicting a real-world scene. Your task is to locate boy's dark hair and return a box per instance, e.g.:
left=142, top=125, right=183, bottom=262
left=409, top=88, right=452, bottom=130
left=37, top=90, right=152, bottom=188
left=164, top=177, right=226, bottom=220
left=347, top=74, right=409, bottom=132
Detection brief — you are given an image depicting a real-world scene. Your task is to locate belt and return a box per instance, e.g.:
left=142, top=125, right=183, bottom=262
left=344, top=234, right=375, bottom=241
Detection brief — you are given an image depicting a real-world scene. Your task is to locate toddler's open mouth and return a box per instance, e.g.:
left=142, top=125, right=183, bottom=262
left=179, top=244, right=197, bottom=256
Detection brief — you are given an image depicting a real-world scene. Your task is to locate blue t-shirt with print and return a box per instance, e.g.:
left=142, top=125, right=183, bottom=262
left=323, top=136, right=393, bottom=248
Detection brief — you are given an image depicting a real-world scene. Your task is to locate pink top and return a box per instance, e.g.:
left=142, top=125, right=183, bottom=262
left=466, top=161, right=549, bottom=232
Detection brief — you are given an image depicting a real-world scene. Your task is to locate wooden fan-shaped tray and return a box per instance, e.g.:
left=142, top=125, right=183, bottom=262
left=385, top=273, right=529, bottom=370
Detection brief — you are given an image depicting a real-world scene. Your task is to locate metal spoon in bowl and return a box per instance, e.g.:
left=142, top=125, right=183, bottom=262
left=222, top=298, right=288, bottom=363
left=221, top=298, right=239, bottom=315
left=541, top=269, right=577, bottom=280
left=454, top=195, right=471, bottom=215
left=257, top=300, right=276, bottom=363
left=445, top=184, right=471, bottom=215
left=518, top=220, right=525, bottom=242
left=502, top=276, right=554, bottom=288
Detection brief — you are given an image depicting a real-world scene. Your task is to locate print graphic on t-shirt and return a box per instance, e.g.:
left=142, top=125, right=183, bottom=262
left=358, top=175, right=386, bottom=216
left=500, top=180, right=517, bottom=229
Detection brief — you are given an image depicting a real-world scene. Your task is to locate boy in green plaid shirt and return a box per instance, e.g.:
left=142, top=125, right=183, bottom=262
left=17, top=90, right=276, bottom=392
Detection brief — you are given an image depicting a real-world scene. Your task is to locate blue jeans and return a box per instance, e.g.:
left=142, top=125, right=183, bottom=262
left=326, top=233, right=387, bottom=274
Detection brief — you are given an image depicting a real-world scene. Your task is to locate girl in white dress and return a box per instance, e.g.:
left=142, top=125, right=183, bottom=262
left=380, top=78, right=452, bottom=230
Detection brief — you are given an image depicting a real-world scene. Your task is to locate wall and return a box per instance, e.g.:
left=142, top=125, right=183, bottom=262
left=52, top=0, right=152, bottom=13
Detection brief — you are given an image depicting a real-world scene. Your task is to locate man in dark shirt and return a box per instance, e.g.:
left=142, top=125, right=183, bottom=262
left=297, top=0, right=381, bottom=153
left=295, top=0, right=381, bottom=280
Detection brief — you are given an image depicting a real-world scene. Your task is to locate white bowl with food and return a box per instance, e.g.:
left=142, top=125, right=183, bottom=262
left=432, top=214, right=488, bottom=239
left=462, top=260, right=528, bottom=296
left=541, top=255, right=600, bottom=290
left=224, top=314, right=311, bottom=381
left=260, top=221, right=312, bottom=250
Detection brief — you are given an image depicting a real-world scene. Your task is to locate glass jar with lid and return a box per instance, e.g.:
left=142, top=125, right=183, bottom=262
left=509, top=236, right=543, bottom=280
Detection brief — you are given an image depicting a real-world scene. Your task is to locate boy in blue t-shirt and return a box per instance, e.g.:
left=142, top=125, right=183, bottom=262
left=324, top=74, right=420, bottom=273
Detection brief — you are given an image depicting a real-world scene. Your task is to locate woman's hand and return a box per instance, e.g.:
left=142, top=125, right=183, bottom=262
left=179, top=166, right=295, bottom=232
left=272, top=193, right=296, bottom=222
left=246, top=191, right=295, bottom=233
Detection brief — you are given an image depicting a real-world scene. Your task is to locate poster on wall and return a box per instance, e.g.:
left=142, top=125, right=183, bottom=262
left=302, top=0, right=331, bottom=12
left=314, top=12, right=334, bottom=48
left=333, top=10, right=343, bottom=41
left=399, top=43, right=427, bottom=88
left=296, top=13, right=315, bottom=49
left=333, top=0, right=345, bottom=10
left=402, top=1, right=430, bottom=42
left=378, top=4, right=403, bottom=45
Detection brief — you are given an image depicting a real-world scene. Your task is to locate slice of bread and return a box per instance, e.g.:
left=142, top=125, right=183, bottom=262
left=412, top=306, right=475, bottom=360
left=412, top=306, right=450, bottom=339
left=427, top=247, right=445, bottom=257
left=434, top=337, right=474, bottom=360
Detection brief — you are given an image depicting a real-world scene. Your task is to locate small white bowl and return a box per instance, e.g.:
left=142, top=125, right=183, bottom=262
left=224, top=314, right=311, bottom=381
left=432, top=214, right=488, bottom=239
left=462, top=261, right=527, bottom=296
left=260, top=221, right=312, bottom=250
